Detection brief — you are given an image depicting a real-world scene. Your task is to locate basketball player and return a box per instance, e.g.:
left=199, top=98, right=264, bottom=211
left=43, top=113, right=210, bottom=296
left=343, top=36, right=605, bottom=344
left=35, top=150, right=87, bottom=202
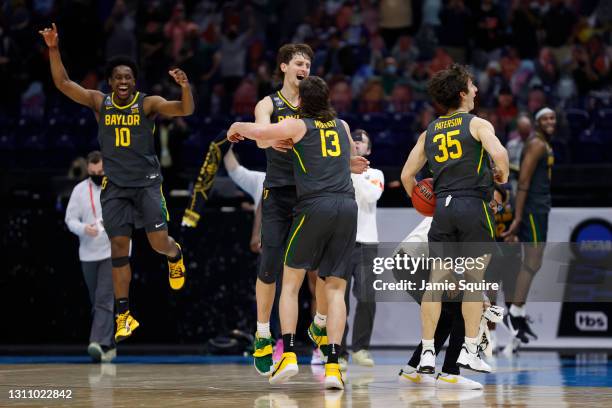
left=501, top=107, right=555, bottom=343
left=248, top=44, right=367, bottom=376
left=228, top=76, right=357, bottom=390
left=40, top=24, right=193, bottom=342
left=401, top=64, right=509, bottom=373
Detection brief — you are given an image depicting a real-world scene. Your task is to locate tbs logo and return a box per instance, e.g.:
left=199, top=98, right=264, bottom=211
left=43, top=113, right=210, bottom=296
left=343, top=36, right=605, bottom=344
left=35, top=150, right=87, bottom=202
left=575, top=311, right=608, bottom=331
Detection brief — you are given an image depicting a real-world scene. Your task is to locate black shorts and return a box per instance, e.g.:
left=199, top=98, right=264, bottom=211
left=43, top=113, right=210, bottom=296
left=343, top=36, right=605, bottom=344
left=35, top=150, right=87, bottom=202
left=100, top=177, right=169, bottom=238
left=284, top=195, right=357, bottom=280
left=428, top=196, right=496, bottom=243
left=518, top=212, right=549, bottom=243
left=259, top=186, right=298, bottom=281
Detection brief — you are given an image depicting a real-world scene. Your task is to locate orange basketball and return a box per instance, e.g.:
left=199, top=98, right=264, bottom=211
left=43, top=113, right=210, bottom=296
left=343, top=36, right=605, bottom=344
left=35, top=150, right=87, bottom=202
left=411, top=178, right=436, bottom=216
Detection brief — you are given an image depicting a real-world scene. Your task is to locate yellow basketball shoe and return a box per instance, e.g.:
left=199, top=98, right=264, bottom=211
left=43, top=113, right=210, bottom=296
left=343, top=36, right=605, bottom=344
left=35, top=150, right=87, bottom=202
left=168, top=244, right=186, bottom=290
left=253, top=333, right=274, bottom=376
left=324, top=363, right=345, bottom=390
left=269, top=352, right=299, bottom=385
left=114, top=311, right=139, bottom=343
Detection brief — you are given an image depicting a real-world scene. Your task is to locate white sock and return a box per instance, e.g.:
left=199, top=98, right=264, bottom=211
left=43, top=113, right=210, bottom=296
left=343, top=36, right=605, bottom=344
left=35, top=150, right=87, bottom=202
left=422, top=339, right=435, bottom=352
left=257, top=322, right=271, bottom=338
left=314, top=312, right=327, bottom=328
left=510, top=304, right=526, bottom=317
left=465, top=336, right=479, bottom=353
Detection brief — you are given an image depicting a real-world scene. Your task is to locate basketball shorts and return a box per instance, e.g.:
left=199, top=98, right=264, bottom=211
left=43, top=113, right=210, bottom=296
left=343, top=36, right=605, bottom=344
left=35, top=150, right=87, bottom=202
left=259, top=186, right=298, bottom=282
left=284, top=195, right=357, bottom=280
left=518, top=212, right=549, bottom=244
left=100, top=177, right=169, bottom=238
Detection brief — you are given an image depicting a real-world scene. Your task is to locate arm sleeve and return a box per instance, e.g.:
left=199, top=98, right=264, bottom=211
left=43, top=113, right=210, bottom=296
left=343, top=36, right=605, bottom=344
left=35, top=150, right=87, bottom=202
left=65, top=185, right=86, bottom=237
left=228, top=165, right=266, bottom=202
left=353, top=169, right=385, bottom=203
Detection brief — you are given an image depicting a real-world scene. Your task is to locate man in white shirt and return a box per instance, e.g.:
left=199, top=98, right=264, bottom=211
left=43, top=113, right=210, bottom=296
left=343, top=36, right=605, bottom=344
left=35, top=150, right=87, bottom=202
left=65, top=151, right=115, bottom=363
left=341, top=129, right=384, bottom=367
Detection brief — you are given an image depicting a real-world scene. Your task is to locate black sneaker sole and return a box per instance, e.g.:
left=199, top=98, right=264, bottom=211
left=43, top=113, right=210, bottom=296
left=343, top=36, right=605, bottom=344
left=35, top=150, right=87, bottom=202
left=417, top=366, right=435, bottom=374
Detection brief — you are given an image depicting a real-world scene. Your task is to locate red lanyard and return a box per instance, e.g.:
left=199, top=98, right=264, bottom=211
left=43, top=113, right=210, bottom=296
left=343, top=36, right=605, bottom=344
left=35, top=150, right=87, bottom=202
left=88, top=181, right=97, bottom=219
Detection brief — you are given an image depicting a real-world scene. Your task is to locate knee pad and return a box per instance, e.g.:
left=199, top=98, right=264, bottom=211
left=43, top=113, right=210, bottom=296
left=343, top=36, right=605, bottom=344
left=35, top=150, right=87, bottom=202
left=258, top=246, right=284, bottom=284
left=112, top=256, right=130, bottom=267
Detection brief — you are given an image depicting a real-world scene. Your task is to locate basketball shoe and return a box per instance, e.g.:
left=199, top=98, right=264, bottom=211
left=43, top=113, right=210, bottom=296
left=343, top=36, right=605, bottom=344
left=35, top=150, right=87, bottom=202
left=324, top=363, right=344, bottom=390
left=456, top=344, right=491, bottom=373
left=168, top=243, right=186, bottom=290
left=114, top=311, right=139, bottom=342
left=398, top=364, right=435, bottom=387
left=435, top=373, right=483, bottom=390
left=253, top=333, right=274, bottom=376
left=269, top=352, right=299, bottom=385
left=418, top=348, right=436, bottom=374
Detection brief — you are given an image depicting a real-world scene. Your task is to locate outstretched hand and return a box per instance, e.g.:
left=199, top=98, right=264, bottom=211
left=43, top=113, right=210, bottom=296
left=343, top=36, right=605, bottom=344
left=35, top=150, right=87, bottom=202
left=169, top=68, right=189, bottom=88
left=38, top=23, right=59, bottom=48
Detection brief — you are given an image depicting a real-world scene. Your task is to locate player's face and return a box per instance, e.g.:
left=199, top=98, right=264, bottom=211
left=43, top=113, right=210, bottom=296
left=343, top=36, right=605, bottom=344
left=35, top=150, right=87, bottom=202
left=464, top=78, right=478, bottom=110
left=282, top=53, right=311, bottom=88
left=109, top=65, right=136, bottom=101
left=538, top=112, right=556, bottom=137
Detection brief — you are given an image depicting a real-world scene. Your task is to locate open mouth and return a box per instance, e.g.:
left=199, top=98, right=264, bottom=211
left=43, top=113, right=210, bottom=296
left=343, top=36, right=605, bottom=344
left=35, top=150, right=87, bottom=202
left=117, top=85, right=129, bottom=97
left=296, top=75, right=305, bottom=81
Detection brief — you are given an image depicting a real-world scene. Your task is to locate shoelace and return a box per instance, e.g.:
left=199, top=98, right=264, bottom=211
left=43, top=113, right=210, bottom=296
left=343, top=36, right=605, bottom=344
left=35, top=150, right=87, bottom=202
left=169, top=262, right=184, bottom=278
left=116, top=313, right=128, bottom=329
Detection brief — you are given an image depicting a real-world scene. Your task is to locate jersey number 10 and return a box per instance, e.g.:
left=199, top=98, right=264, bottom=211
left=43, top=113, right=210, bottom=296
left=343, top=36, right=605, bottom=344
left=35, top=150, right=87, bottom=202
left=320, top=130, right=341, bottom=157
left=115, top=128, right=131, bottom=147
left=433, top=130, right=463, bottom=162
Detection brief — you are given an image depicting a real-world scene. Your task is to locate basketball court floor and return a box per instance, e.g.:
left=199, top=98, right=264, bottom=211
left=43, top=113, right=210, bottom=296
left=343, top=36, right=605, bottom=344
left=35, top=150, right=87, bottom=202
left=1, top=351, right=611, bottom=407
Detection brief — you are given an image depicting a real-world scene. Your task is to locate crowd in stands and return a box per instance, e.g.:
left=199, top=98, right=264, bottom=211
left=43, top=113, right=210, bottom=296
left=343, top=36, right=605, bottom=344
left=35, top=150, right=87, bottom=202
left=1, top=0, right=611, bottom=169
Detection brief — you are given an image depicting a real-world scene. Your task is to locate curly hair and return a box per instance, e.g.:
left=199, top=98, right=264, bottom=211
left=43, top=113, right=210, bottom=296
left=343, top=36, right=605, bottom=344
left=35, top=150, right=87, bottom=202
left=274, top=43, right=313, bottom=83
left=426, top=64, right=473, bottom=110
left=298, top=76, right=336, bottom=122
left=105, top=55, right=139, bottom=80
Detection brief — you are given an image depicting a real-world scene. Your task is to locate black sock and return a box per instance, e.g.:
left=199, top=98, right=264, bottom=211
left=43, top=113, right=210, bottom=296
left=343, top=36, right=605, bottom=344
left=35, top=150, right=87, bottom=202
left=115, top=298, right=129, bottom=314
left=168, top=243, right=182, bottom=263
left=327, top=343, right=340, bottom=364
left=283, top=334, right=295, bottom=353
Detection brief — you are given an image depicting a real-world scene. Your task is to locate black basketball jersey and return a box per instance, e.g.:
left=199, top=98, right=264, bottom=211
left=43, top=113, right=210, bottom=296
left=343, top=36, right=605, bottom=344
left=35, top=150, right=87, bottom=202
left=264, top=91, right=300, bottom=188
left=98, top=92, right=161, bottom=187
left=424, top=111, right=493, bottom=199
left=522, top=132, right=554, bottom=213
left=292, top=118, right=354, bottom=200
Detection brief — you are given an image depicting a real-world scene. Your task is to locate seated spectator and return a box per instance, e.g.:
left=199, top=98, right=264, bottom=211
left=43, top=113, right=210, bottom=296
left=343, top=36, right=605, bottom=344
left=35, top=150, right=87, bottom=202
left=428, top=47, right=453, bottom=76
left=391, top=35, right=419, bottom=72
left=500, top=47, right=521, bottom=82
left=232, top=78, right=257, bottom=116
left=330, top=79, right=354, bottom=114
left=406, top=61, right=430, bottom=101
left=389, top=83, right=412, bottom=113
left=359, top=78, right=385, bottom=113
left=535, top=47, right=560, bottom=88
left=382, top=56, right=400, bottom=94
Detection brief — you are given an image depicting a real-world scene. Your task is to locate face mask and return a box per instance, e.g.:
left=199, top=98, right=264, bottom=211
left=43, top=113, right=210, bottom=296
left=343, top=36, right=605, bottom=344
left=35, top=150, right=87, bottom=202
left=90, top=174, right=104, bottom=186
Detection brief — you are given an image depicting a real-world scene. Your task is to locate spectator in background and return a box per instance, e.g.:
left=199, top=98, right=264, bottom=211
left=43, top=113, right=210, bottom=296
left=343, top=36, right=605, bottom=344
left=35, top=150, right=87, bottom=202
left=164, top=3, right=199, bottom=63
left=438, top=0, right=471, bottom=63
left=527, top=87, right=547, bottom=115
left=65, top=151, right=116, bottom=363
left=67, top=157, right=88, bottom=181
left=104, top=0, right=137, bottom=60
left=477, top=60, right=505, bottom=108
left=232, top=78, right=257, bottom=115
left=391, top=35, right=419, bottom=72
left=379, top=0, right=413, bottom=50
left=535, top=47, right=560, bottom=90
left=389, top=83, right=413, bottom=113
left=406, top=61, right=430, bottom=101
left=359, top=78, right=385, bottom=113
left=506, top=114, right=533, bottom=195
left=500, top=47, right=521, bottom=82
left=219, top=18, right=254, bottom=111
left=542, top=0, right=577, bottom=64
left=428, top=48, right=453, bottom=76
left=255, top=62, right=273, bottom=101
left=139, top=1, right=168, bottom=88
left=330, top=78, right=353, bottom=114
left=381, top=56, right=400, bottom=95
left=509, top=0, right=540, bottom=59
left=496, top=86, right=518, bottom=138
left=472, top=0, right=505, bottom=68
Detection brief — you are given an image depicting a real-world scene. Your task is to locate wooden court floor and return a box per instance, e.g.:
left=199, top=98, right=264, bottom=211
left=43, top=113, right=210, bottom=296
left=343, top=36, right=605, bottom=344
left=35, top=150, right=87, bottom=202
left=1, top=352, right=611, bottom=407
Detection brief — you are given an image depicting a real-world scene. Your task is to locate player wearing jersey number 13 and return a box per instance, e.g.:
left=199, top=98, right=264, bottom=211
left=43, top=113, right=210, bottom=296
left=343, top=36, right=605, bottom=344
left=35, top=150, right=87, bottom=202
left=39, top=23, right=194, bottom=343
left=228, top=76, right=358, bottom=390
left=401, top=64, right=509, bottom=374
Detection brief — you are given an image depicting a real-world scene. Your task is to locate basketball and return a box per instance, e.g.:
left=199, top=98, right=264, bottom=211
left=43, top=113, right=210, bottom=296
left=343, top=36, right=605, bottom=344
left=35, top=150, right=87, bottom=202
left=412, top=178, right=435, bottom=217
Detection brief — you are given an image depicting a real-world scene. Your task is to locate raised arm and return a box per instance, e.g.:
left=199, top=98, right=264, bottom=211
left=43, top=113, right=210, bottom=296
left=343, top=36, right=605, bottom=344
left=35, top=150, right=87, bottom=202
left=471, top=117, right=509, bottom=184
left=39, top=24, right=103, bottom=111
left=401, top=131, right=427, bottom=197
left=145, top=69, right=194, bottom=117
